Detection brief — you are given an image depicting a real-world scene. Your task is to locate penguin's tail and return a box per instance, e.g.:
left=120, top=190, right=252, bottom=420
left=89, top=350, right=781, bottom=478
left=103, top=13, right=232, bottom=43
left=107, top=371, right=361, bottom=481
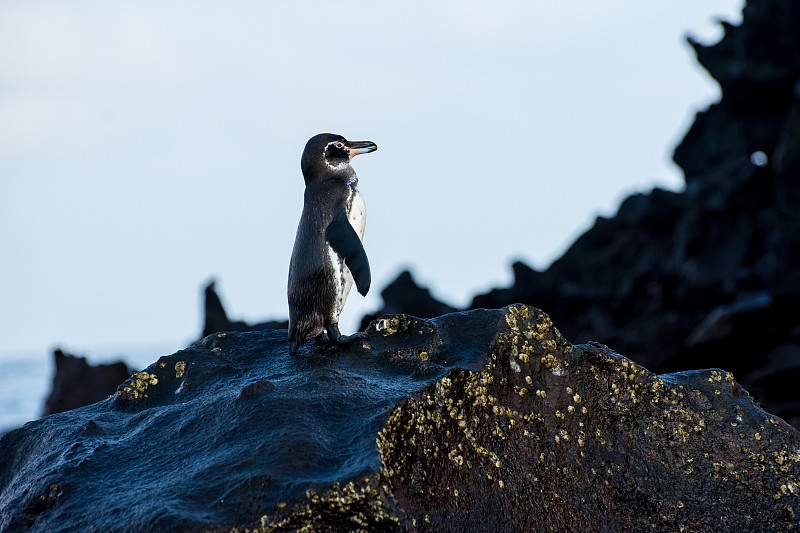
left=287, top=312, right=324, bottom=355
left=289, top=339, right=301, bottom=355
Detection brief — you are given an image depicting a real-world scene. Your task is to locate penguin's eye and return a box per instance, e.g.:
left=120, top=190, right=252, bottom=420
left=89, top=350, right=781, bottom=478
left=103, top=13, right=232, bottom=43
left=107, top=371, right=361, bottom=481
left=333, top=141, right=345, bottom=150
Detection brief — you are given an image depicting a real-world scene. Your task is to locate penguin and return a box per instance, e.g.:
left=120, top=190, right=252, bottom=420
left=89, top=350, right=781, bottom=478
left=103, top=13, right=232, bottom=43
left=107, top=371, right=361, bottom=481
left=287, top=133, right=377, bottom=354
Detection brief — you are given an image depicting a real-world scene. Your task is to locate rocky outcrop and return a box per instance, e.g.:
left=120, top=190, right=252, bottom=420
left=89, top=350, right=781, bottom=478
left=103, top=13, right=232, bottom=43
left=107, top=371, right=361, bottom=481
left=358, top=270, right=457, bottom=331
left=201, top=280, right=288, bottom=338
left=42, top=349, right=131, bottom=416
left=2, top=306, right=799, bottom=532
left=33, top=281, right=286, bottom=421
left=468, top=0, right=800, bottom=428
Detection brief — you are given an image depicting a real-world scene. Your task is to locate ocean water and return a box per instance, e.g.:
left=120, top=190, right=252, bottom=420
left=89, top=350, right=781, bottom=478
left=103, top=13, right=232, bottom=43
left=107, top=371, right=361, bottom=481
left=0, top=343, right=184, bottom=434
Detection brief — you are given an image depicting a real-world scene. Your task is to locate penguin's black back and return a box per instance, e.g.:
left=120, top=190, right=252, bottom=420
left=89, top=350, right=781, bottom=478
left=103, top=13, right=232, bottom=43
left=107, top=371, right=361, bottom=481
left=288, top=134, right=363, bottom=351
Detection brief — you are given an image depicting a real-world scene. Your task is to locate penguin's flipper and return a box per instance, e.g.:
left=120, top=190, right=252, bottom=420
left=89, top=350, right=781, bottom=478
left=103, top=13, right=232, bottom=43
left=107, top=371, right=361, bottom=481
left=325, top=209, right=371, bottom=296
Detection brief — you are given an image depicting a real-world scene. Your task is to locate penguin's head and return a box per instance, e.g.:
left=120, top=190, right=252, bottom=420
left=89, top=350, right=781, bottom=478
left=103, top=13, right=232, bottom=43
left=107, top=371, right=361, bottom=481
left=301, top=133, right=377, bottom=184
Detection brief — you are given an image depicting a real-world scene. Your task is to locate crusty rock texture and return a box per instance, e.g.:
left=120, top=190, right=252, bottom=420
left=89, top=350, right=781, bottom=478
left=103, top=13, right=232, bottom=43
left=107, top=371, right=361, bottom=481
left=1, top=306, right=798, bottom=532
left=377, top=307, right=800, bottom=532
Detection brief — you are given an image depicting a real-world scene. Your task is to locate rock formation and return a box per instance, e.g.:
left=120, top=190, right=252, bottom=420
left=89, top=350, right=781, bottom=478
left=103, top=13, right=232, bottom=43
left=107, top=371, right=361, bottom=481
left=42, top=349, right=131, bottom=416
left=2, top=306, right=799, bottom=531
left=202, top=279, right=288, bottom=338
left=468, top=0, right=800, bottom=428
left=358, top=270, right=458, bottom=331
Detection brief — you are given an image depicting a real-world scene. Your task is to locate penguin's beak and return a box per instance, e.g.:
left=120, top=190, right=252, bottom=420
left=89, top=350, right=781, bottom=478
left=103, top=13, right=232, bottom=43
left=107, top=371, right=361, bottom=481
left=347, top=141, right=378, bottom=158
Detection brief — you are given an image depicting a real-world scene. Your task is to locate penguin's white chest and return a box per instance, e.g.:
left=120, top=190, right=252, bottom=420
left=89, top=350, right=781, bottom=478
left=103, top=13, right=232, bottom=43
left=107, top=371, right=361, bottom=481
left=327, top=187, right=366, bottom=322
left=347, top=188, right=367, bottom=240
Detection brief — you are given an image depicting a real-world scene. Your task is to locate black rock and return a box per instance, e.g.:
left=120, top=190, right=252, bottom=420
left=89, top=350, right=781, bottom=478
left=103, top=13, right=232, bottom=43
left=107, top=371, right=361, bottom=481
left=359, top=270, right=457, bottom=331
left=467, top=0, right=800, bottom=429
left=42, top=349, right=131, bottom=416
left=2, top=306, right=798, bottom=532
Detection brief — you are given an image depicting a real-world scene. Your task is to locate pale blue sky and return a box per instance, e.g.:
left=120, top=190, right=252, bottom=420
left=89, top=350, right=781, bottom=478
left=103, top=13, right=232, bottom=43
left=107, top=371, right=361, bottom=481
left=1, top=1, right=742, bottom=358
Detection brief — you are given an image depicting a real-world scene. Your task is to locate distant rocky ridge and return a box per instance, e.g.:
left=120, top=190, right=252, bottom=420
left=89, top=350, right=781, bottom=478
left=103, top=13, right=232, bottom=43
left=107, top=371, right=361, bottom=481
left=466, top=0, right=800, bottom=428
left=2, top=306, right=799, bottom=531
left=42, top=349, right=131, bottom=416
left=201, top=279, right=288, bottom=338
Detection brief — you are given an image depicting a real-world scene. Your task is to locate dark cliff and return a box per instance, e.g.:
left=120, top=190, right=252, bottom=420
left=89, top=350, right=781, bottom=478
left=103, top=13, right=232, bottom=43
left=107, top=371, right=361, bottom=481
left=467, top=0, right=800, bottom=428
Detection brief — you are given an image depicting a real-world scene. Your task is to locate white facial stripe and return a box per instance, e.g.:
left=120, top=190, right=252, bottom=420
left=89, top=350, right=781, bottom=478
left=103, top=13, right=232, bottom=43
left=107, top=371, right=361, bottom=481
left=326, top=160, right=350, bottom=171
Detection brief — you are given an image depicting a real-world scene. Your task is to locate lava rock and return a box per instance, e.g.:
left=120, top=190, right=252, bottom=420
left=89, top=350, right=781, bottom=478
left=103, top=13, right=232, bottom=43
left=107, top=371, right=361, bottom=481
left=42, top=349, right=131, bottom=416
left=467, top=0, right=800, bottom=429
left=380, top=307, right=800, bottom=531
left=1, top=306, right=798, bottom=532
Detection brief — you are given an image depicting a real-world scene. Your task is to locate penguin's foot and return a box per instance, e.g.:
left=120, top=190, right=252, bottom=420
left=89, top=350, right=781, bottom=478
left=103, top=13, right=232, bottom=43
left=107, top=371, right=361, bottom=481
left=342, top=331, right=369, bottom=344
left=325, top=324, right=368, bottom=347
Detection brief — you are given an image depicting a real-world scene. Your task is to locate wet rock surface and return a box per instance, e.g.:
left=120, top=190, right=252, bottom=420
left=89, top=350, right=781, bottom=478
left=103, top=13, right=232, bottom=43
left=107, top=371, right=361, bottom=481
left=2, top=306, right=799, bottom=532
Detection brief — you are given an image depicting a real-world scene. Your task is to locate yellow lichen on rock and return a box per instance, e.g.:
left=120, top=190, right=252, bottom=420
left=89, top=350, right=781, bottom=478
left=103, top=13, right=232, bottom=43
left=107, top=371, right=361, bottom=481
left=505, top=306, right=521, bottom=332
left=175, top=361, right=187, bottom=379
left=118, top=371, right=159, bottom=400
left=252, top=478, right=404, bottom=532
left=375, top=317, right=401, bottom=335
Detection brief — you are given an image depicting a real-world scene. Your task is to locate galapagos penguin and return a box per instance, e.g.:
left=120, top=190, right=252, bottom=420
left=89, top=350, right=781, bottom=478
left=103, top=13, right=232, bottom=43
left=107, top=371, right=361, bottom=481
left=287, top=133, right=377, bottom=354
